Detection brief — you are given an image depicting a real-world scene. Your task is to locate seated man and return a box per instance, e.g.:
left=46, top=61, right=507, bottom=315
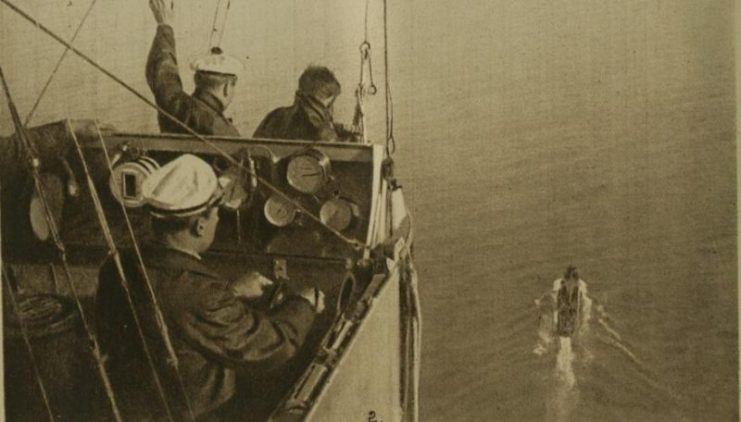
left=147, top=0, right=241, bottom=136
left=253, top=66, right=356, bottom=142
left=96, top=154, right=324, bottom=420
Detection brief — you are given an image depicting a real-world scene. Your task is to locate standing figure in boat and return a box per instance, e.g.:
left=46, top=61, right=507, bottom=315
left=96, top=154, right=325, bottom=421
left=555, top=265, right=584, bottom=338
left=534, top=265, right=589, bottom=354
left=253, top=66, right=356, bottom=142
left=146, top=0, right=242, bottom=136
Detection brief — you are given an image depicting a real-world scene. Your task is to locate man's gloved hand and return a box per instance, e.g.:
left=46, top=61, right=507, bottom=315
left=334, top=123, right=362, bottom=143
left=230, top=272, right=273, bottom=300
left=149, top=0, right=175, bottom=27
left=298, top=287, right=326, bottom=314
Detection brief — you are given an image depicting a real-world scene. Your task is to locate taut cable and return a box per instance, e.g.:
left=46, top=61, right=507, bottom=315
left=0, top=65, right=124, bottom=422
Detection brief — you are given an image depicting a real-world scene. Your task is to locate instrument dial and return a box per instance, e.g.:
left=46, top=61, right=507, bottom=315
left=286, top=150, right=330, bottom=194
left=319, top=197, right=359, bottom=232
left=264, top=194, right=297, bottom=227
left=109, top=156, right=160, bottom=208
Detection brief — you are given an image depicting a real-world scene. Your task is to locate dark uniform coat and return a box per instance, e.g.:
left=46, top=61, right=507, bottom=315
left=96, top=247, right=316, bottom=420
left=253, top=93, right=340, bottom=142
left=146, top=25, right=240, bottom=137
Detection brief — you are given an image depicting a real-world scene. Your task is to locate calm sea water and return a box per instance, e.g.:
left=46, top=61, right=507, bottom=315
left=384, top=2, right=738, bottom=420
left=398, top=122, right=737, bottom=421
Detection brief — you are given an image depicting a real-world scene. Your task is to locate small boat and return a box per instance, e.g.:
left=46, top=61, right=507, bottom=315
left=556, top=280, right=581, bottom=338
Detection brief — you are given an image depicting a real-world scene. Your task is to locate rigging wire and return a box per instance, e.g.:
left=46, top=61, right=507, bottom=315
left=353, top=0, right=377, bottom=144
left=208, top=0, right=232, bottom=50
left=364, top=0, right=370, bottom=42
left=207, top=0, right=223, bottom=49
left=0, top=0, right=368, bottom=252
left=67, top=123, right=188, bottom=422
left=2, top=267, right=56, bottom=422
left=0, top=176, right=55, bottom=422
left=217, top=0, right=231, bottom=48
left=91, top=121, right=197, bottom=421
left=24, top=0, right=98, bottom=127
left=382, top=0, right=396, bottom=156
left=0, top=65, right=124, bottom=422
left=24, top=0, right=97, bottom=317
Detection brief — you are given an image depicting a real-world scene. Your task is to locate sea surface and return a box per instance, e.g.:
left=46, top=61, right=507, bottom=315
left=387, top=2, right=738, bottom=420
left=396, top=113, right=737, bottom=422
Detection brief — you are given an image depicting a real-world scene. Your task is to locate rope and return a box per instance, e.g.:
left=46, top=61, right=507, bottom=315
left=67, top=123, right=184, bottom=422
left=207, top=0, right=223, bottom=49
left=217, top=0, right=231, bottom=48
left=0, top=0, right=367, bottom=252
left=382, top=0, right=396, bottom=156
left=2, top=268, right=56, bottom=422
left=0, top=65, right=124, bottom=422
left=92, top=121, right=197, bottom=421
left=363, top=0, right=370, bottom=43
left=208, top=0, right=232, bottom=50
left=1, top=175, right=55, bottom=422
left=24, top=0, right=98, bottom=127
left=353, top=0, right=377, bottom=144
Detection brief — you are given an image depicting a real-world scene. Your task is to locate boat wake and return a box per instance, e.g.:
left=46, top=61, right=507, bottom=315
left=548, top=336, right=580, bottom=422
left=534, top=281, right=684, bottom=421
left=593, top=307, right=684, bottom=407
left=533, top=281, right=594, bottom=421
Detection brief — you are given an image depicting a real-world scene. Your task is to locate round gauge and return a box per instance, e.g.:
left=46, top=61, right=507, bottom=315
left=286, top=149, right=331, bottom=194
left=264, top=195, right=297, bottom=227
left=320, top=197, right=359, bottom=232
left=109, top=156, right=160, bottom=208
left=29, top=173, right=64, bottom=241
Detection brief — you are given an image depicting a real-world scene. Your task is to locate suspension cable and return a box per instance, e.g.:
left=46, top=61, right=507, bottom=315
left=353, top=0, right=377, bottom=144
left=67, top=124, right=185, bottom=422
left=0, top=0, right=367, bottom=252
left=24, top=0, right=98, bottom=126
left=217, top=0, right=231, bottom=48
left=207, top=0, right=223, bottom=49
left=91, top=121, right=197, bottom=421
left=363, top=0, right=370, bottom=43
left=208, top=0, right=232, bottom=50
left=0, top=65, right=124, bottom=422
left=2, top=268, right=56, bottom=422
left=1, top=178, right=55, bottom=422
left=382, top=0, right=396, bottom=156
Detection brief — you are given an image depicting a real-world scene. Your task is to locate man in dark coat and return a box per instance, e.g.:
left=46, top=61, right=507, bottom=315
left=146, top=0, right=241, bottom=136
left=253, top=66, right=356, bottom=142
left=96, top=154, right=324, bottom=420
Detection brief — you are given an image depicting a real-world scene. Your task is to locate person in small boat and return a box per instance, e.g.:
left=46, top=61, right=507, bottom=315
left=555, top=265, right=585, bottom=337
left=146, top=0, right=242, bottom=136
left=253, top=66, right=356, bottom=142
left=95, top=154, right=325, bottom=421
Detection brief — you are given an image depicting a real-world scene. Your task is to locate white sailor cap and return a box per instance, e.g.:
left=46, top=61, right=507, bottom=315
left=190, top=47, right=243, bottom=76
left=142, top=154, right=224, bottom=218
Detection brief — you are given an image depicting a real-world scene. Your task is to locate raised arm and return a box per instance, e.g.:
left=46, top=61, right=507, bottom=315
left=146, top=0, right=189, bottom=117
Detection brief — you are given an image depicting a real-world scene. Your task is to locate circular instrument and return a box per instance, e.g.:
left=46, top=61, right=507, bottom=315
left=264, top=194, right=297, bottom=227
left=319, top=197, right=359, bottom=232
left=28, top=173, right=64, bottom=241
left=286, top=149, right=331, bottom=194
left=109, top=156, right=159, bottom=207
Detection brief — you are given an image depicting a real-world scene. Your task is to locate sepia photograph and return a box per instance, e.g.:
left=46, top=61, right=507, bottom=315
left=0, top=0, right=737, bottom=421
